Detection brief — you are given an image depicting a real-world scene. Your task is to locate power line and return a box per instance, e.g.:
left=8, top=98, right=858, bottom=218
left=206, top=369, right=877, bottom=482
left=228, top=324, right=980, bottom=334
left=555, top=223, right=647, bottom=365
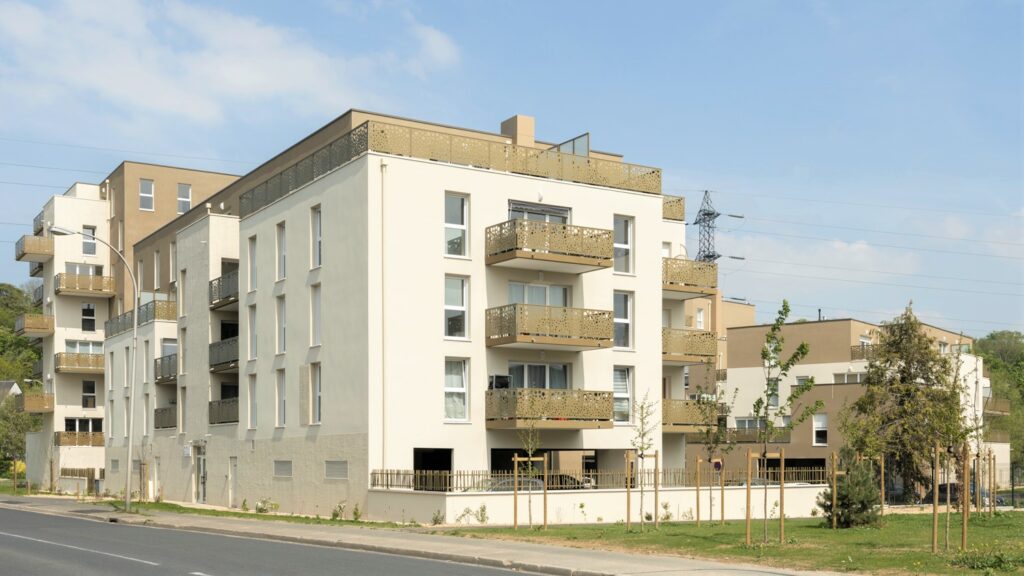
left=0, top=135, right=255, bottom=166
left=743, top=298, right=1022, bottom=329
left=739, top=256, right=1022, bottom=287
left=729, top=228, right=1023, bottom=260
left=744, top=216, right=1023, bottom=247
left=0, top=180, right=67, bottom=189
left=666, top=188, right=1022, bottom=219
left=0, top=161, right=108, bottom=175
left=720, top=266, right=1022, bottom=297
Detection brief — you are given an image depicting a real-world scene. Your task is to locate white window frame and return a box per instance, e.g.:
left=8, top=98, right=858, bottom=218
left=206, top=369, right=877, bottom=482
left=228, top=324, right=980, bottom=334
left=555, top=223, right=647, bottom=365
left=276, top=222, right=287, bottom=280
left=248, top=375, right=258, bottom=430
left=444, top=275, right=468, bottom=339
left=696, top=307, right=705, bottom=330
left=81, top=303, right=95, bottom=332
left=508, top=362, right=571, bottom=390
left=153, top=251, right=160, bottom=290
left=177, top=183, right=191, bottom=215
left=444, top=358, right=469, bottom=422
left=276, top=296, right=286, bottom=354
left=444, top=192, right=468, bottom=257
left=310, top=205, right=322, bottom=268
left=613, top=291, right=633, bottom=349
left=813, top=413, right=828, bottom=446
left=613, top=366, right=632, bottom=424
left=311, top=362, right=322, bottom=425
left=82, top=225, right=96, bottom=255
left=613, top=215, right=633, bottom=273
left=248, top=235, right=257, bottom=291
left=139, top=179, right=154, bottom=211
left=276, top=369, right=286, bottom=427
left=248, top=305, right=258, bottom=359
left=310, top=284, right=321, bottom=347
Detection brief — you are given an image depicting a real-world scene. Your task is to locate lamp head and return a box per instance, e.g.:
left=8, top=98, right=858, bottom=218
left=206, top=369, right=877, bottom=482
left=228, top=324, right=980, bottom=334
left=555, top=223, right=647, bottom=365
left=49, top=226, right=76, bottom=236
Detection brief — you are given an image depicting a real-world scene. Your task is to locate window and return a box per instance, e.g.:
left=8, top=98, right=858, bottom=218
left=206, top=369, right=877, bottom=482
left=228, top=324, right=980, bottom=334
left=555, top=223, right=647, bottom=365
left=248, top=375, right=258, bottom=429
left=325, top=460, right=349, bottom=480
left=177, top=183, right=191, bottom=214
left=509, top=363, right=569, bottom=389
left=66, top=340, right=102, bottom=355
left=613, top=291, right=632, bottom=349
left=735, top=417, right=766, bottom=430
left=247, top=236, right=257, bottom=291
left=153, top=251, right=160, bottom=289
left=108, top=352, right=114, bottom=391
left=143, top=340, right=149, bottom=383
left=311, top=362, right=322, bottom=425
left=310, top=205, right=322, bottom=268
left=661, top=242, right=671, bottom=257
left=82, top=381, right=96, bottom=408
left=310, top=284, right=321, bottom=346
left=444, top=276, right=467, bottom=338
left=274, top=460, right=293, bottom=478
left=613, top=215, right=633, bottom=273
left=613, top=367, right=632, bottom=423
left=444, top=359, right=468, bottom=421
left=833, top=372, right=866, bottom=384
left=813, top=414, right=829, bottom=446
left=179, top=328, right=187, bottom=372
left=276, top=222, right=286, bottom=280
left=65, top=262, right=103, bottom=276
left=508, top=200, right=569, bottom=223
left=248, top=305, right=257, bottom=359
left=179, top=387, right=187, bottom=432
left=767, top=378, right=779, bottom=408
left=82, top=226, right=96, bottom=255
left=178, top=269, right=187, bottom=314
left=139, top=179, right=154, bottom=211
left=110, top=459, right=119, bottom=473
left=276, top=296, right=286, bottom=353
left=508, top=282, right=568, bottom=307
left=444, top=193, right=468, bottom=256
left=108, top=401, right=114, bottom=439
left=81, top=304, right=95, bottom=332
left=142, top=393, right=149, bottom=434
left=276, top=369, right=286, bottom=427
left=696, top=307, right=705, bottom=330
left=169, top=242, right=176, bottom=286
left=118, top=220, right=124, bottom=251
left=136, top=259, right=144, bottom=291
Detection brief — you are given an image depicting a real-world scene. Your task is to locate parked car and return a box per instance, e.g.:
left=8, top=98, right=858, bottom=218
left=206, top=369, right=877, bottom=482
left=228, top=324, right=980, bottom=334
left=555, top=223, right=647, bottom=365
left=547, top=474, right=594, bottom=490
left=923, top=483, right=1005, bottom=506
left=463, top=477, right=544, bottom=492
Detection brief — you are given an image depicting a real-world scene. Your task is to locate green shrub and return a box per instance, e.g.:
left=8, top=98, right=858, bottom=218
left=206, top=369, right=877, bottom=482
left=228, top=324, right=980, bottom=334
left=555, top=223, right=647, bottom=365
left=817, top=449, right=880, bottom=528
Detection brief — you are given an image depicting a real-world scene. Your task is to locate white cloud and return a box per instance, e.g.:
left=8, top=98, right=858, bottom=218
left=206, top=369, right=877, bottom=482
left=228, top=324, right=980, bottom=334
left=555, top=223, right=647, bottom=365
left=406, top=22, right=460, bottom=78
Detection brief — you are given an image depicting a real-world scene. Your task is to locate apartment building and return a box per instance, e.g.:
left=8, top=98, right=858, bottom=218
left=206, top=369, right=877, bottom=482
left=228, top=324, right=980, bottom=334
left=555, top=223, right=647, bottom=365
left=103, top=110, right=729, bottom=517
left=14, top=162, right=237, bottom=491
left=689, top=318, right=1012, bottom=488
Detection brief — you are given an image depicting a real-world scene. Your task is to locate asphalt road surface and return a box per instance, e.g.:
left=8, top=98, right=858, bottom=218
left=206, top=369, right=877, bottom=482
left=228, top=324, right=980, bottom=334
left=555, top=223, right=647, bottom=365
left=0, top=506, right=525, bottom=576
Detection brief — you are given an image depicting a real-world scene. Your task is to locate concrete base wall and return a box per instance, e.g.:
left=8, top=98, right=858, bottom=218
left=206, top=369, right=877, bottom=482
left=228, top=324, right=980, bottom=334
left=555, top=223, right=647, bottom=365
left=368, top=484, right=829, bottom=526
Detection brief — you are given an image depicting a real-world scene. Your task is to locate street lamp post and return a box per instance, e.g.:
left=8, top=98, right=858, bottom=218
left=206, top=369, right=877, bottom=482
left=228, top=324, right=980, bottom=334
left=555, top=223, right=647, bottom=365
left=51, top=226, right=139, bottom=513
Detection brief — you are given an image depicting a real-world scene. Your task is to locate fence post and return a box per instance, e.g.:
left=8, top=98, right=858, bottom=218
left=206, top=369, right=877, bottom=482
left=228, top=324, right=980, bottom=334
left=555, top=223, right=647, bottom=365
left=989, top=451, right=995, bottom=515
left=696, top=457, right=702, bottom=528
left=831, top=451, right=838, bottom=530
left=779, top=448, right=785, bottom=544
left=625, top=451, right=632, bottom=531
left=719, top=460, right=725, bottom=526
left=513, top=456, right=519, bottom=531
left=654, top=450, right=660, bottom=529
left=879, top=456, right=885, bottom=517
left=932, top=441, right=939, bottom=554
left=745, top=448, right=752, bottom=545
left=543, top=453, right=548, bottom=530
left=961, top=444, right=969, bottom=551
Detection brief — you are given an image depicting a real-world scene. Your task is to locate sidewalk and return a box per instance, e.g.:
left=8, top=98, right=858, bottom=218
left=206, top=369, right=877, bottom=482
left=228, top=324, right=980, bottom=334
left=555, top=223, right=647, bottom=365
left=0, top=494, right=832, bottom=576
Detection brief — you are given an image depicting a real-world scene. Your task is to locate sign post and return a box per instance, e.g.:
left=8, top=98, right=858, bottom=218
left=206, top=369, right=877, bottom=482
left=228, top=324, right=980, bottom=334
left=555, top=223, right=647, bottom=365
left=711, top=458, right=724, bottom=526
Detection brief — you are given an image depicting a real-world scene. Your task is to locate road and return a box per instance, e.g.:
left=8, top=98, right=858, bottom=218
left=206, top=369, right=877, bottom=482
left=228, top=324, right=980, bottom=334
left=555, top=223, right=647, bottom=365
left=0, top=505, right=524, bottom=576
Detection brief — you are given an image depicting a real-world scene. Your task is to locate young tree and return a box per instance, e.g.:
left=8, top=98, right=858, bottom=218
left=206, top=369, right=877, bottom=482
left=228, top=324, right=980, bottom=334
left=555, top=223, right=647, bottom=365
left=516, top=423, right=541, bottom=529
left=0, top=383, right=42, bottom=475
left=692, top=374, right=737, bottom=523
left=817, top=447, right=880, bottom=527
left=842, top=305, right=968, bottom=502
left=630, top=391, right=658, bottom=531
left=751, top=300, right=821, bottom=542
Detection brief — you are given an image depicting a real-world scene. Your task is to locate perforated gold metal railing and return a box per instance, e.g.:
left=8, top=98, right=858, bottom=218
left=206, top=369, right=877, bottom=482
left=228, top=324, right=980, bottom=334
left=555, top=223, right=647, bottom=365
left=662, top=328, right=717, bottom=359
left=239, top=120, right=662, bottom=217
left=662, top=258, right=718, bottom=290
left=485, top=389, right=613, bottom=426
left=14, top=313, right=54, bottom=336
left=54, top=273, right=115, bottom=295
left=54, top=352, right=104, bottom=373
left=15, top=235, right=53, bottom=260
left=15, top=393, right=54, bottom=413
left=663, top=196, right=685, bottom=221
left=485, top=304, right=613, bottom=348
left=662, top=399, right=704, bottom=428
left=485, top=219, right=613, bottom=261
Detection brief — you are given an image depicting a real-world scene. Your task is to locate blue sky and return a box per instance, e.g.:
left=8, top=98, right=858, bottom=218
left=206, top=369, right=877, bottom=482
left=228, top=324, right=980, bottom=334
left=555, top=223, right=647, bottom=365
left=0, top=0, right=1020, bottom=336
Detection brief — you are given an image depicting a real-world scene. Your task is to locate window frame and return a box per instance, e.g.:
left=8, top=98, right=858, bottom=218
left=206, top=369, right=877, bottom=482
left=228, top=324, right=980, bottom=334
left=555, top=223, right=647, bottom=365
left=508, top=362, right=571, bottom=390
left=613, top=366, right=632, bottom=424
left=443, top=358, right=469, bottom=422
left=248, top=305, right=258, bottom=359
left=177, top=183, right=191, bottom=215
left=247, top=235, right=258, bottom=291
left=247, top=375, right=258, bottom=430
left=444, top=192, right=469, bottom=258
left=310, top=205, right=322, bottom=268
left=613, top=215, right=633, bottom=273
left=311, top=362, right=322, bottom=425
left=81, top=380, right=96, bottom=409
left=310, top=284, right=321, bottom=347
left=82, top=225, right=97, bottom=255
left=139, top=179, right=155, bottom=211
left=812, top=413, right=829, bottom=446
left=276, top=296, right=286, bottom=354
left=80, top=303, right=96, bottom=332
left=443, top=275, right=468, bottom=339
left=276, top=222, right=287, bottom=280
left=275, top=369, right=286, bottom=427
left=613, top=291, right=633, bottom=349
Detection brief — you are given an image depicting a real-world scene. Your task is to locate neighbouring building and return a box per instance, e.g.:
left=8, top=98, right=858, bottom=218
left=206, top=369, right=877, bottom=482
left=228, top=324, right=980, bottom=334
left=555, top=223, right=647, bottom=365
left=14, top=163, right=237, bottom=492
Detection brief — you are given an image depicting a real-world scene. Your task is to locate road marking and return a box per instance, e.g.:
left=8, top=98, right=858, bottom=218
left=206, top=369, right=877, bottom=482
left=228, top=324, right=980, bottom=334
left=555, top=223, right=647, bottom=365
left=0, top=530, right=160, bottom=566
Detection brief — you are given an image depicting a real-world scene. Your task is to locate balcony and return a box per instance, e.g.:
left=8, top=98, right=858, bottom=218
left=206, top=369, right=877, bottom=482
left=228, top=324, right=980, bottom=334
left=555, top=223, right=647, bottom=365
left=33, top=211, right=44, bottom=235
left=984, top=429, right=1010, bottom=443
left=716, top=368, right=728, bottom=382
left=14, top=314, right=54, bottom=338
left=209, top=398, right=239, bottom=425
left=239, top=120, right=662, bottom=218
left=662, top=258, right=718, bottom=300
left=663, top=196, right=685, bottom=221
left=29, top=261, right=43, bottom=277
left=54, top=352, right=104, bottom=374
left=15, top=235, right=54, bottom=262
left=54, top=431, right=104, bottom=447
left=485, top=304, right=613, bottom=351
left=105, top=300, right=177, bottom=337
left=154, top=407, right=176, bottom=430
left=984, top=397, right=1010, bottom=417
left=54, top=273, right=115, bottom=297
left=154, top=354, right=177, bottom=384
left=485, top=388, right=613, bottom=430
left=662, top=399, right=708, bottom=433
left=662, top=328, right=717, bottom=365
left=485, top=220, right=613, bottom=273
left=15, top=393, right=54, bottom=414
left=209, top=270, right=239, bottom=310
left=209, top=336, right=239, bottom=372
left=850, top=345, right=878, bottom=361
left=32, top=284, right=43, bottom=306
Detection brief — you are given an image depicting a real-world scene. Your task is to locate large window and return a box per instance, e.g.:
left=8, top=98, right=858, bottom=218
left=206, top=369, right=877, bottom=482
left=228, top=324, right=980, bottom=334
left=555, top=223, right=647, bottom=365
left=508, top=201, right=569, bottom=223
left=311, top=362, right=322, bottom=425
left=247, top=375, right=257, bottom=429
left=177, top=183, right=191, bottom=214
left=247, top=235, right=257, bottom=291
left=444, top=359, right=468, bottom=421
left=613, top=366, right=632, bottom=423
left=310, top=284, right=321, bottom=346
left=276, top=296, right=286, bottom=353
left=508, top=282, right=568, bottom=307
left=248, top=305, right=258, bottom=359
left=276, top=369, right=286, bottom=427
left=444, top=276, right=467, bottom=338
left=813, top=414, right=828, bottom=446
left=613, top=215, right=633, bottom=273
left=66, top=340, right=102, bottom=355
left=444, top=193, right=468, bottom=257
left=82, top=226, right=96, bottom=255
left=613, top=291, right=632, bottom=349
left=81, top=381, right=96, bottom=409
left=139, top=179, right=154, bottom=211
left=509, top=363, right=569, bottom=389
left=276, top=222, right=287, bottom=280
left=81, top=304, right=95, bottom=332
left=311, top=205, right=322, bottom=268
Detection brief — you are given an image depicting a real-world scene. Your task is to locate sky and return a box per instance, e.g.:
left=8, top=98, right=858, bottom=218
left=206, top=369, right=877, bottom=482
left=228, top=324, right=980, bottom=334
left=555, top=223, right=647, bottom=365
left=0, top=0, right=1020, bottom=337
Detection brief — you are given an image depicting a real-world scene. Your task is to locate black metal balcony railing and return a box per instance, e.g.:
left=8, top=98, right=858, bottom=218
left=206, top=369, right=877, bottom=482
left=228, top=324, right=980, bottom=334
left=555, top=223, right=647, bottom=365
left=209, top=270, right=239, bottom=308
left=105, top=300, right=177, bottom=337
left=154, top=354, right=177, bottom=383
left=209, top=398, right=239, bottom=425
left=209, top=337, right=239, bottom=368
left=154, top=407, right=176, bottom=430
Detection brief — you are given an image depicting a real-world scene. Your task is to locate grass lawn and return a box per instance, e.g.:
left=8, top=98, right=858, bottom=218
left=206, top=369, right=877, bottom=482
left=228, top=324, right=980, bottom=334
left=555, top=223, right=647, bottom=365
left=445, top=511, right=1024, bottom=575
left=102, top=500, right=400, bottom=528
